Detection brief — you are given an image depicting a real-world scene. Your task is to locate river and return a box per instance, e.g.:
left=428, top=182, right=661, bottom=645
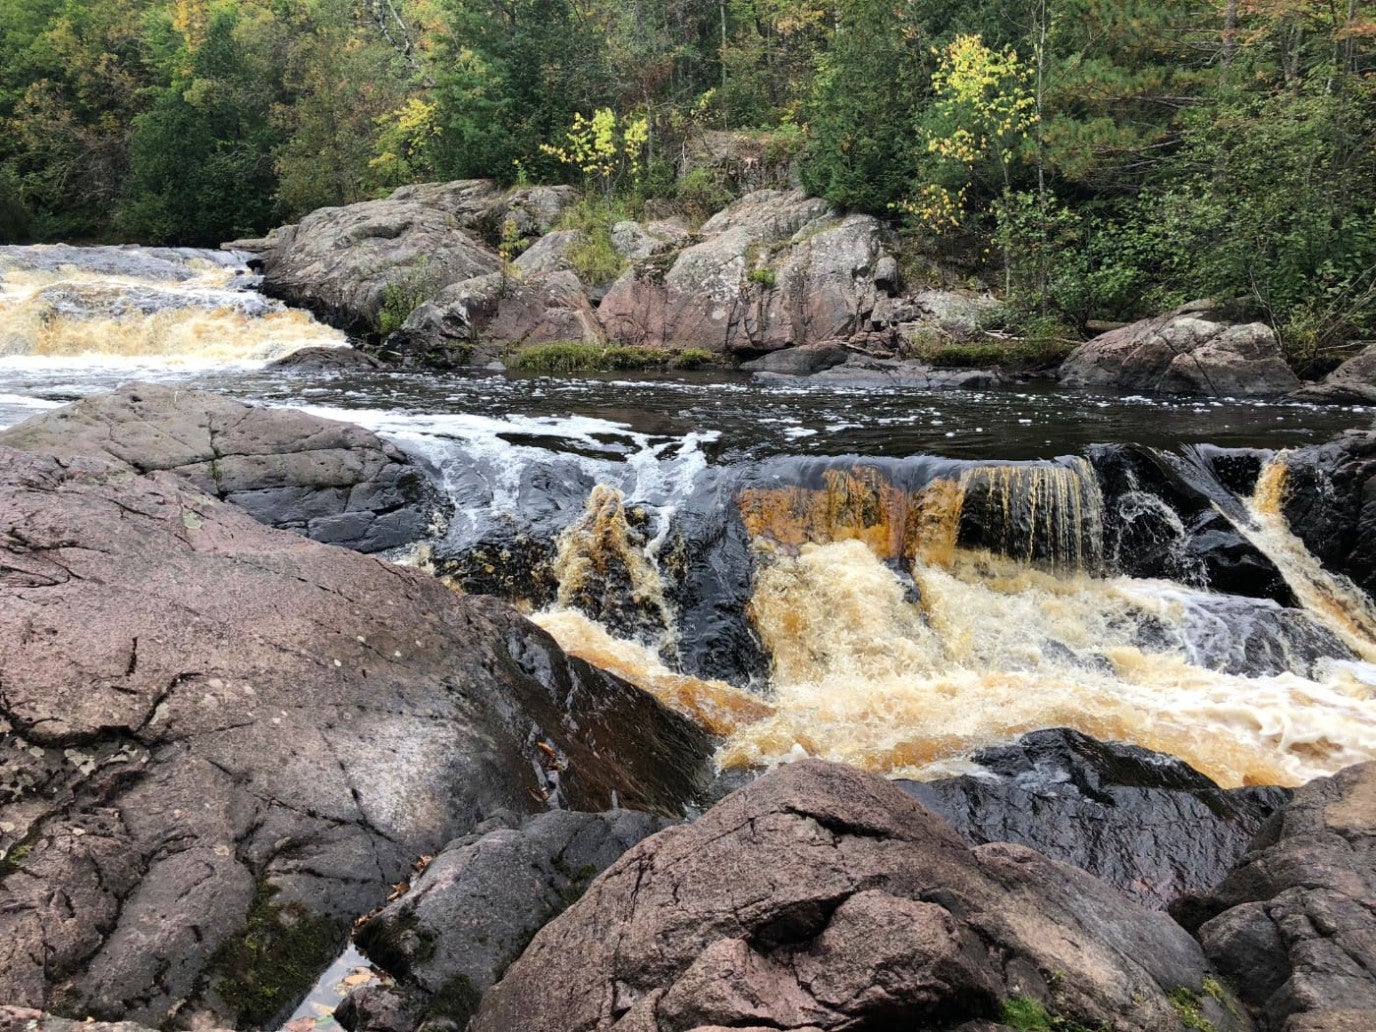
left=3, top=243, right=1375, bottom=797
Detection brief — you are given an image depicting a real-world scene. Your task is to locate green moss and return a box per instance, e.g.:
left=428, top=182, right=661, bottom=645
left=748, top=266, right=777, bottom=288
left=1201, top=975, right=1241, bottom=1020
left=208, top=880, right=348, bottom=1029
left=1169, top=987, right=1218, bottom=1032
left=1002, top=997, right=1053, bottom=1030
left=506, top=341, right=714, bottom=374
left=421, top=972, right=482, bottom=1029
left=0, top=834, right=37, bottom=880
left=999, top=997, right=1100, bottom=1032
left=904, top=328, right=1076, bottom=371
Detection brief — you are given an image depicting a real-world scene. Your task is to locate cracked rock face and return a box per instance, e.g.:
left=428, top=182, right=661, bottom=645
left=0, top=448, right=712, bottom=1027
left=343, top=808, right=677, bottom=1031
left=247, top=180, right=575, bottom=333
left=0, top=383, right=442, bottom=554
left=471, top=760, right=1252, bottom=1032
left=1173, top=762, right=1376, bottom=1031
left=598, top=190, right=891, bottom=355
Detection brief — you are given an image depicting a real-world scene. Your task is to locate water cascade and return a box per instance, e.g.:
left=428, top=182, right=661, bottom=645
left=511, top=449, right=1376, bottom=789
left=0, top=244, right=343, bottom=362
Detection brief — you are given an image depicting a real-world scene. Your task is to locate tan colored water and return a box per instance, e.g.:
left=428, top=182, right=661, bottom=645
left=1242, top=460, right=1376, bottom=660
left=532, top=467, right=1376, bottom=789
left=0, top=264, right=343, bottom=362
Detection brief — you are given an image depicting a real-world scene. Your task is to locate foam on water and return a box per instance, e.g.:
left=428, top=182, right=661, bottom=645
left=0, top=245, right=343, bottom=363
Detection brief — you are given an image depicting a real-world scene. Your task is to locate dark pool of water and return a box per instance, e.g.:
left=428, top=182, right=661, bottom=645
left=1, top=364, right=1367, bottom=462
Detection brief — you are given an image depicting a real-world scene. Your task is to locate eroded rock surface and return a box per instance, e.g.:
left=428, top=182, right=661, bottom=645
left=245, top=180, right=574, bottom=332
left=1060, top=301, right=1301, bottom=396
left=472, top=760, right=1251, bottom=1032
left=1173, top=762, right=1376, bottom=1031
left=1292, top=345, right=1376, bottom=404
left=0, top=383, right=440, bottom=553
left=599, top=190, right=893, bottom=355
left=344, top=809, right=676, bottom=1030
left=0, top=448, right=712, bottom=1028
left=903, top=728, right=1291, bottom=909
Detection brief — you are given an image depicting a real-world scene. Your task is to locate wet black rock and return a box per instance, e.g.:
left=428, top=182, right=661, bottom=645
left=901, top=728, right=1291, bottom=910
left=345, top=808, right=675, bottom=1031
left=1278, top=430, right=1376, bottom=599
left=661, top=478, right=772, bottom=685
left=268, top=345, right=386, bottom=372
left=1172, top=762, right=1375, bottom=1031
left=1090, top=443, right=1293, bottom=600
left=0, top=383, right=443, bottom=554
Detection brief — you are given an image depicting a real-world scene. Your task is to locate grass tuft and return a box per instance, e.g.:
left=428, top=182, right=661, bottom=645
left=506, top=341, right=714, bottom=374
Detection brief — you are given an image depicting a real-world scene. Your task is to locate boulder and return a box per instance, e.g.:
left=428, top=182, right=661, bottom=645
left=903, top=290, right=1008, bottom=338
left=1173, top=762, right=1375, bottom=1031
left=472, top=760, right=1251, bottom=1032
left=610, top=220, right=688, bottom=264
left=599, top=190, right=893, bottom=355
left=1089, top=443, right=1293, bottom=600
left=1275, top=430, right=1376, bottom=599
left=248, top=180, right=575, bottom=333
left=902, top=728, right=1291, bottom=910
left=1060, top=301, right=1302, bottom=396
left=0, top=447, right=712, bottom=1027
left=0, top=383, right=441, bottom=554
left=0, top=1010, right=229, bottom=1032
left=1292, top=345, right=1376, bottom=404
left=394, top=269, right=605, bottom=361
left=347, top=808, right=676, bottom=1030
left=512, top=229, right=585, bottom=276
left=267, top=345, right=386, bottom=372
left=739, top=342, right=849, bottom=376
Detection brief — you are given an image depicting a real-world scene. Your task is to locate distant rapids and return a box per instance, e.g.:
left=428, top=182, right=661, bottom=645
left=1, top=243, right=1373, bottom=791
left=0, top=243, right=343, bottom=363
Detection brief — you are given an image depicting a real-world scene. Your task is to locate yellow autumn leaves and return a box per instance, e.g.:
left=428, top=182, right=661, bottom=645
left=897, top=34, right=1038, bottom=235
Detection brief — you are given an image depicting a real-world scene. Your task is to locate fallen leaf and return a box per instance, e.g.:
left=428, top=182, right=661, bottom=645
left=386, top=880, right=409, bottom=902
left=340, top=970, right=374, bottom=988
left=284, top=1018, right=317, bottom=1032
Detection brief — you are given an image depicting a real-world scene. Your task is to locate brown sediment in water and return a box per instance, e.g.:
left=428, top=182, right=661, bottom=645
left=531, top=609, right=774, bottom=735
left=542, top=463, right=1376, bottom=791
left=0, top=266, right=343, bottom=361
left=735, top=458, right=1103, bottom=573
left=551, top=484, right=676, bottom=637
left=724, top=539, right=1375, bottom=788
left=1243, top=458, right=1376, bottom=660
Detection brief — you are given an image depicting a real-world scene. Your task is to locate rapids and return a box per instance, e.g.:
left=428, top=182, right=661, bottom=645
left=2, top=244, right=1375, bottom=791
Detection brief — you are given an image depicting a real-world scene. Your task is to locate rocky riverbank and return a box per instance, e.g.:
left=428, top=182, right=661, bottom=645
left=227, top=180, right=1376, bottom=401
left=2, top=388, right=1373, bottom=1031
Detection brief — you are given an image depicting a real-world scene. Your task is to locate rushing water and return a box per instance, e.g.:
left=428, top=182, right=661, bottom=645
left=3, top=244, right=1375, bottom=799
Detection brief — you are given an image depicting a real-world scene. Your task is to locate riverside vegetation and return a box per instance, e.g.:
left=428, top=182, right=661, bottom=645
left=2, top=0, right=1374, bottom=371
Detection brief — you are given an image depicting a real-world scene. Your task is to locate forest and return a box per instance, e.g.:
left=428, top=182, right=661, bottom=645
left=2, top=0, right=1374, bottom=358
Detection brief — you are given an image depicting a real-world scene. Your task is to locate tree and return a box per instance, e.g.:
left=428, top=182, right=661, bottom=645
left=120, top=1, right=283, bottom=243
left=801, top=0, right=929, bottom=213
left=430, top=0, right=613, bottom=182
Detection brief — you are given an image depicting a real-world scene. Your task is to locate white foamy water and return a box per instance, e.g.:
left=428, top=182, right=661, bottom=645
left=0, top=244, right=343, bottom=365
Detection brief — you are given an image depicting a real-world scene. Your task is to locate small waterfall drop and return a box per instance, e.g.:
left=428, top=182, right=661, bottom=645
left=0, top=244, right=343, bottom=363
left=1237, top=458, right=1376, bottom=659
